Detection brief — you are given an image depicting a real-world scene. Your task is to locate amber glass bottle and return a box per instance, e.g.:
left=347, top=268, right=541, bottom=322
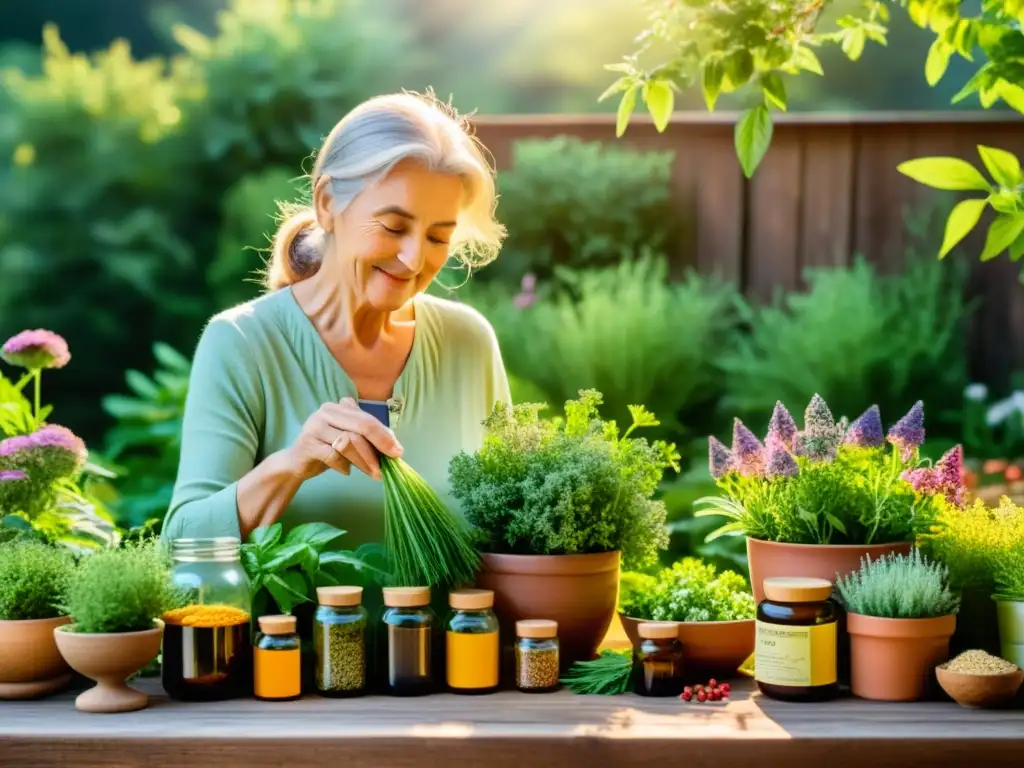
left=755, top=577, right=839, bottom=702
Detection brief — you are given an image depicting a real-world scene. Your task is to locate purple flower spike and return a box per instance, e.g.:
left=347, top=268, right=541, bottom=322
left=902, top=467, right=939, bottom=495
left=765, top=446, right=799, bottom=478
left=798, top=394, right=840, bottom=461
left=1, top=329, right=70, bottom=369
left=708, top=436, right=733, bottom=479
left=887, top=400, right=925, bottom=460
left=731, top=418, right=765, bottom=477
left=844, top=405, right=884, bottom=448
left=766, top=401, right=798, bottom=451
left=934, top=445, right=966, bottom=507
left=0, top=469, right=27, bottom=482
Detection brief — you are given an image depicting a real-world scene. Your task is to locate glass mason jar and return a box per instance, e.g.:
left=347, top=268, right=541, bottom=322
left=634, top=622, right=684, bottom=697
left=313, top=586, right=369, bottom=698
left=446, top=589, right=499, bottom=694
left=162, top=537, right=253, bottom=701
left=515, top=619, right=560, bottom=693
left=381, top=586, right=436, bottom=696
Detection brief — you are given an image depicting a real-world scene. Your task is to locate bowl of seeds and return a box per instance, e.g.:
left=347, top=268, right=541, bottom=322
left=936, top=650, right=1024, bottom=709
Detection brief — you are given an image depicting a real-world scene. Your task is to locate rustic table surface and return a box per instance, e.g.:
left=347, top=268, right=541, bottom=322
left=2, top=676, right=1022, bottom=767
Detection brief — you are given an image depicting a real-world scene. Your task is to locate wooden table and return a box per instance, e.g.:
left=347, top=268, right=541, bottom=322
left=2, top=677, right=1022, bottom=767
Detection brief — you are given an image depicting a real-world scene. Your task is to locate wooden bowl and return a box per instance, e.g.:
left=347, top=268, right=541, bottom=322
left=936, top=664, right=1024, bottom=709
left=619, top=613, right=754, bottom=680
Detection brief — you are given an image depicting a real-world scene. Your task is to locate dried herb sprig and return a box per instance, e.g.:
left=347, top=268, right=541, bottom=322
left=381, top=456, right=479, bottom=588
left=560, top=650, right=634, bottom=695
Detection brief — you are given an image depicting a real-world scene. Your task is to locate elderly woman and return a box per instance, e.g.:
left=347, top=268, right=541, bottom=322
left=161, top=92, right=510, bottom=547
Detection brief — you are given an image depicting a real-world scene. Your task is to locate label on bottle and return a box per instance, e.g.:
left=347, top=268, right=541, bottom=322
left=446, top=631, right=499, bottom=689
left=754, top=621, right=837, bottom=687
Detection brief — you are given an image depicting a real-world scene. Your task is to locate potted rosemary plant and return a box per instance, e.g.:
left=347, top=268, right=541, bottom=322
left=836, top=549, right=959, bottom=702
left=54, top=541, right=181, bottom=713
left=696, top=395, right=947, bottom=601
left=0, top=538, right=76, bottom=699
left=449, top=390, right=679, bottom=667
left=618, top=557, right=755, bottom=679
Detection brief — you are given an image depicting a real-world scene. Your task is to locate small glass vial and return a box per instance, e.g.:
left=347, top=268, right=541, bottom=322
left=446, top=589, right=500, bottom=694
left=313, top=586, right=368, bottom=698
left=381, top=586, right=436, bottom=696
left=635, top=621, right=685, bottom=697
left=515, top=620, right=560, bottom=693
left=755, top=577, right=839, bottom=702
left=254, top=614, right=302, bottom=701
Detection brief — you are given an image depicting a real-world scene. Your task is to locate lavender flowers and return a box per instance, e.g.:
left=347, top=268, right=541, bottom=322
left=1, top=330, right=70, bottom=370
left=731, top=419, right=765, bottom=477
left=844, top=406, right=884, bottom=448
left=708, top=436, right=733, bottom=479
left=887, top=401, right=925, bottom=461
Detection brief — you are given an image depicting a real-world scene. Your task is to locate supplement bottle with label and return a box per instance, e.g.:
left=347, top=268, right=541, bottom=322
left=755, top=577, right=839, bottom=702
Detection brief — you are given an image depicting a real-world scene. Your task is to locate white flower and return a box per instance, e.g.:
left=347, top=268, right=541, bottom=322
left=986, top=391, right=1024, bottom=427
left=964, top=383, right=989, bottom=401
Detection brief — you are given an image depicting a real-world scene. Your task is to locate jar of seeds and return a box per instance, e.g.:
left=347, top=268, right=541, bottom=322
left=313, top=586, right=367, bottom=697
left=515, top=620, right=560, bottom=692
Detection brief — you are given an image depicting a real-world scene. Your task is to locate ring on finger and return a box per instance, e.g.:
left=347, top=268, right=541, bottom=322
left=331, top=434, right=350, bottom=454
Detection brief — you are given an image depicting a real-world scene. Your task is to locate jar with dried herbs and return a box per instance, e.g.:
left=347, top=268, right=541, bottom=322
left=163, top=537, right=253, bottom=701
left=313, top=586, right=368, bottom=697
left=515, top=620, right=560, bottom=692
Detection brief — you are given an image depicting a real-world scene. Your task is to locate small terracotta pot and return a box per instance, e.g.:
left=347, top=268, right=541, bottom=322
left=0, top=616, right=72, bottom=700
left=746, top=538, right=915, bottom=602
left=619, top=614, right=754, bottom=679
left=475, top=551, right=620, bottom=668
left=54, top=621, right=164, bottom=713
left=996, top=599, right=1024, bottom=669
left=847, top=613, right=956, bottom=701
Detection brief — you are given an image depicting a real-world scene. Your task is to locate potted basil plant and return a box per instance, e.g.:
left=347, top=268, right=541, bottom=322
left=449, top=389, right=679, bottom=668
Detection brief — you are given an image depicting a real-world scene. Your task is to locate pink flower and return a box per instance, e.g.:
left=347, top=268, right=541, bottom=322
left=513, top=292, right=537, bottom=309
left=0, top=469, right=27, bottom=482
left=765, top=445, right=798, bottom=478
left=521, top=273, right=537, bottom=292
left=766, top=401, right=798, bottom=451
left=731, top=419, right=765, bottom=477
left=1, top=329, right=70, bottom=369
left=0, top=424, right=87, bottom=479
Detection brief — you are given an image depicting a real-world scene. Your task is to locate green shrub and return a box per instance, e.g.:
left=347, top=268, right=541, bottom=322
left=718, top=254, right=971, bottom=437
left=0, top=539, right=75, bottom=620
left=100, top=342, right=191, bottom=528
left=619, top=557, right=755, bottom=622
left=63, top=541, right=180, bottom=633
left=457, top=253, right=739, bottom=450
left=485, top=137, right=678, bottom=283
left=836, top=550, right=959, bottom=619
left=449, top=391, right=679, bottom=569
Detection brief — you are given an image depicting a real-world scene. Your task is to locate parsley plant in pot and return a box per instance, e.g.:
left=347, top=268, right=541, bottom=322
left=696, top=395, right=946, bottom=603
left=449, top=390, right=678, bottom=668
left=836, top=550, right=959, bottom=702
left=54, top=541, right=181, bottom=713
left=618, top=557, right=755, bottom=680
left=0, top=539, right=76, bottom=699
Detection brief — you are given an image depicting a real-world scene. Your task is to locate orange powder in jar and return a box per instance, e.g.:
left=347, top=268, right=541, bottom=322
left=162, top=604, right=250, bottom=627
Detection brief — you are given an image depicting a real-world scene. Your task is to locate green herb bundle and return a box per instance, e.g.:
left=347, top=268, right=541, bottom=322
left=560, top=650, right=634, bottom=695
left=380, top=456, right=478, bottom=588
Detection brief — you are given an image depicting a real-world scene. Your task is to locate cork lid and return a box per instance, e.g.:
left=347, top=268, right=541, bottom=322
left=516, top=619, right=558, bottom=639
left=317, top=586, right=363, bottom=607
left=258, top=614, right=296, bottom=635
left=449, top=589, right=494, bottom=611
left=763, top=577, right=834, bottom=603
left=383, top=586, right=430, bottom=607
left=638, top=621, right=680, bottom=640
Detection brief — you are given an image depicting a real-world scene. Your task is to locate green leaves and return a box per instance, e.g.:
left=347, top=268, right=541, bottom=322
left=939, top=199, right=987, bottom=258
left=792, top=46, right=824, bottom=76
left=735, top=104, right=773, bottom=179
left=925, top=39, right=953, bottom=85
left=702, top=58, right=725, bottom=110
left=615, top=85, right=638, bottom=138
left=977, top=145, right=1022, bottom=188
left=643, top=80, right=675, bottom=132
left=896, top=157, right=992, bottom=191
left=761, top=73, right=787, bottom=112
left=981, top=214, right=1024, bottom=261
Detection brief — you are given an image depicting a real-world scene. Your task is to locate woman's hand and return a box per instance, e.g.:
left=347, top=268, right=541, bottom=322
left=285, top=397, right=403, bottom=481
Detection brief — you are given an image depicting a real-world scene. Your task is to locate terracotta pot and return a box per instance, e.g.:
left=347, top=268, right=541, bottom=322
left=619, top=614, right=754, bottom=679
left=936, top=664, right=1024, bottom=709
left=847, top=613, right=956, bottom=701
left=746, top=538, right=915, bottom=602
left=996, top=599, right=1024, bottom=669
left=475, top=551, right=620, bottom=668
left=0, top=616, right=72, bottom=700
left=54, top=621, right=164, bottom=713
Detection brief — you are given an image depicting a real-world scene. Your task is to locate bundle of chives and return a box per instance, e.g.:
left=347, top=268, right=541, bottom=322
left=559, top=650, right=634, bottom=695
left=379, top=455, right=479, bottom=588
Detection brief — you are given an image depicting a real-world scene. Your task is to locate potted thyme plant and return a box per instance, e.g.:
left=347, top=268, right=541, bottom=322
left=449, top=389, right=679, bottom=667
left=618, top=557, right=755, bottom=679
left=54, top=541, right=182, bottom=713
left=0, top=539, right=76, bottom=699
left=836, top=549, right=959, bottom=702
left=696, top=395, right=949, bottom=602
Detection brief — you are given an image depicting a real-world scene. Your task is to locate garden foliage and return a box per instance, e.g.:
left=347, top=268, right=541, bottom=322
left=835, top=549, right=960, bottom=619
left=619, top=557, right=755, bottom=623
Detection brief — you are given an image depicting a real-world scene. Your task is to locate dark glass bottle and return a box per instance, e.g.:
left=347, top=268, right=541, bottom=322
left=380, top=586, right=435, bottom=697
left=755, top=577, right=840, bottom=702
left=634, top=622, right=685, bottom=697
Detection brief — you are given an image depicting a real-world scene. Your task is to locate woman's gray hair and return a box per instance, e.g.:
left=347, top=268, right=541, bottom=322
left=265, top=91, right=505, bottom=290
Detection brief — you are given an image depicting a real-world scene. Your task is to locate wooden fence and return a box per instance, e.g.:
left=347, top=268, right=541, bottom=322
left=471, top=111, right=1024, bottom=387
